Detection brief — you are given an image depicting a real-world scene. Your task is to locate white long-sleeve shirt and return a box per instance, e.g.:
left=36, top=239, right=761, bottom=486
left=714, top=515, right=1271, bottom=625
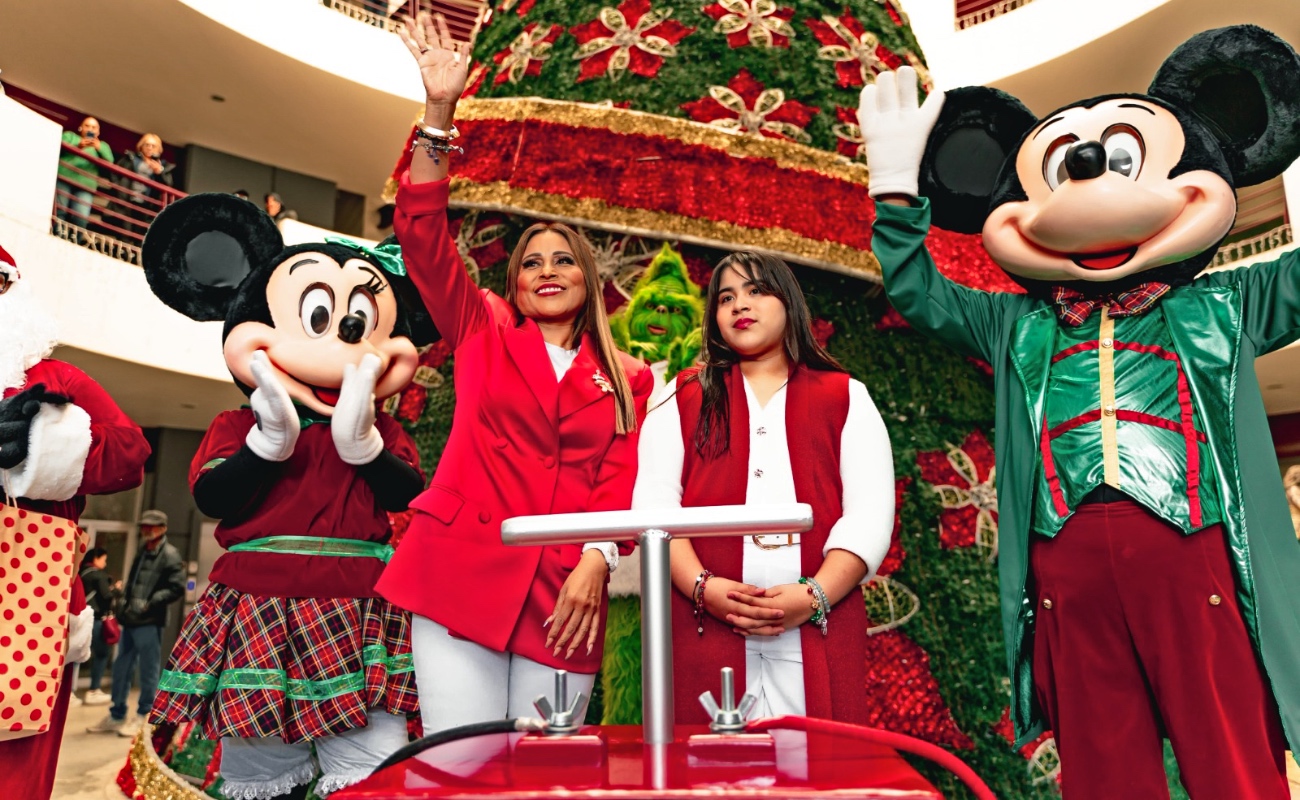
left=631, top=373, right=895, bottom=713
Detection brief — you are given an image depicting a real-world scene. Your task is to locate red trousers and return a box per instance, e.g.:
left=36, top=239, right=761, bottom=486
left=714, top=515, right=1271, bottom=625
left=0, top=663, right=75, bottom=800
left=1030, top=501, right=1288, bottom=799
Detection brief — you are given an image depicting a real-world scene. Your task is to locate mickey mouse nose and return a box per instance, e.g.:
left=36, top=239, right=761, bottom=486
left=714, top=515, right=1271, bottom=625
left=1064, top=141, right=1108, bottom=181
left=337, top=314, right=366, bottom=344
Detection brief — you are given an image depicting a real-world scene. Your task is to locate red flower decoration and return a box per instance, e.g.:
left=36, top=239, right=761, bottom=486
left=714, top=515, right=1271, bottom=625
left=570, top=0, right=695, bottom=82
left=810, top=317, right=835, bottom=349
left=388, top=509, right=417, bottom=548
left=464, top=63, right=489, bottom=97
left=498, top=0, right=536, bottom=15
left=832, top=105, right=864, bottom=161
left=862, top=629, right=973, bottom=749
left=701, top=0, right=795, bottom=49
left=875, top=305, right=910, bottom=331
left=492, top=22, right=562, bottom=86
left=966, top=356, right=994, bottom=376
left=805, top=10, right=903, bottom=88
left=993, top=708, right=1062, bottom=785
left=681, top=68, right=819, bottom=143
left=916, top=430, right=998, bottom=553
left=450, top=210, right=510, bottom=280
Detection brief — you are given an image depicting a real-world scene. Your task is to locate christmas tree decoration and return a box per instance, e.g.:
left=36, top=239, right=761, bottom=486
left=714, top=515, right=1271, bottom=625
left=569, top=0, right=695, bottom=82
left=491, top=22, right=563, bottom=86
left=805, top=9, right=905, bottom=88
left=701, top=0, right=796, bottom=49
left=680, top=69, right=820, bottom=143
left=917, top=431, right=999, bottom=555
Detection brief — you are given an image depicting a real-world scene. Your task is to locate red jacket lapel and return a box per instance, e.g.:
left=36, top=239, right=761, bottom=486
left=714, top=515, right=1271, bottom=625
left=502, top=319, right=559, bottom=424
left=558, top=333, right=614, bottom=420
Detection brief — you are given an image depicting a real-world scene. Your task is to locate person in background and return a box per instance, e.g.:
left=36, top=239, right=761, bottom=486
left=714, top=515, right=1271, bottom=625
left=264, top=192, right=298, bottom=223
left=233, top=189, right=251, bottom=201
left=88, top=509, right=186, bottom=737
left=55, top=116, right=112, bottom=230
left=78, top=547, right=123, bottom=705
left=112, top=133, right=174, bottom=237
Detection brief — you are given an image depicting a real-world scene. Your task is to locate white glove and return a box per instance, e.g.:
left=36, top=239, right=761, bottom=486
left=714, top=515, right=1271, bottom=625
left=858, top=66, right=945, bottom=199
left=331, top=353, right=385, bottom=466
left=245, top=351, right=301, bottom=462
left=67, top=606, right=93, bottom=665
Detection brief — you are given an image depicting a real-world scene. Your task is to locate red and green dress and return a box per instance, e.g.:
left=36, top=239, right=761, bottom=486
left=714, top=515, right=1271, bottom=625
left=151, top=409, right=422, bottom=743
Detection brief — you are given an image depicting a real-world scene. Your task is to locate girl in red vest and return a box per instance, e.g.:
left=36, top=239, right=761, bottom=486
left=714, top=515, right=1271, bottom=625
left=634, top=252, right=895, bottom=724
left=376, top=13, right=654, bottom=733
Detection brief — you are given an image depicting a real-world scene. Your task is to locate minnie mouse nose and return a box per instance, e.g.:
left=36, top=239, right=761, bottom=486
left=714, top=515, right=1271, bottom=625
left=338, top=314, right=366, bottom=344
left=1064, top=141, right=1108, bottom=181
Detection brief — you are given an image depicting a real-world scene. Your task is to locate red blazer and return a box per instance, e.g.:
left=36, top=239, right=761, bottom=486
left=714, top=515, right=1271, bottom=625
left=376, top=175, right=653, bottom=673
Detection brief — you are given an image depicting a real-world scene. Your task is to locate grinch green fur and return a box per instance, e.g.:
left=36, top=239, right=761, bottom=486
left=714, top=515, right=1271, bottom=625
left=611, top=244, right=704, bottom=377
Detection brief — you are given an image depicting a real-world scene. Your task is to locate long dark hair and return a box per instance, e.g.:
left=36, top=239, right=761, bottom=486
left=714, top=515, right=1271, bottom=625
left=688, top=251, right=844, bottom=458
left=504, top=222, right=637, bottom=434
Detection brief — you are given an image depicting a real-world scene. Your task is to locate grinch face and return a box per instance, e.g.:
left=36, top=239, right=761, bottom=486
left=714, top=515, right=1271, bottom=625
left=625, top=286, right=701, bottom=359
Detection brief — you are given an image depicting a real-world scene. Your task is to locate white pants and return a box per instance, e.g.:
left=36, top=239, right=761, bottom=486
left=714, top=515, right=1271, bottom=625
left=219, top=710, right=407, bottom=800
left=746, top=649, right=806, bottom=718
left=410, top=614, right=596, bottom=735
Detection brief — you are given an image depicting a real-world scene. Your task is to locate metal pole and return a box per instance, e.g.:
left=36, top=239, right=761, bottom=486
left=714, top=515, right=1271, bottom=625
left=640, top=528, right=673, bottom=746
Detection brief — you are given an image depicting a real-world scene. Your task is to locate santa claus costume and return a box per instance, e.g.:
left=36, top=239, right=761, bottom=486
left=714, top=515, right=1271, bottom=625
left=0, top=243, right=150, bottom=799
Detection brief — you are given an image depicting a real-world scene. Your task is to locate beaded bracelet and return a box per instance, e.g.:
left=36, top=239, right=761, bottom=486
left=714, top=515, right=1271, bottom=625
left=798, top=576, right=830, bottom=636
left=692, top=569, right=715, bottom=635
left=412, top=127, right=465, bottom=164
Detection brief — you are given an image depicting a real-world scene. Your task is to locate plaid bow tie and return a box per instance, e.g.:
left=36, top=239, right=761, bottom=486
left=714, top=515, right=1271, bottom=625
left=1051, top=282, right=1171, bottom=326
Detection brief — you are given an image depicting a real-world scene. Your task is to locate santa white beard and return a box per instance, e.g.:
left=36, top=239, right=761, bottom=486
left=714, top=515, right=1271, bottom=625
left=0, top=278, right=60, bottom=393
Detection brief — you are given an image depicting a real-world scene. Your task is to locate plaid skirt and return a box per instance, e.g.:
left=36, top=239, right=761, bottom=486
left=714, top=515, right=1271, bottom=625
left=151, top=583, right=418, bottom=743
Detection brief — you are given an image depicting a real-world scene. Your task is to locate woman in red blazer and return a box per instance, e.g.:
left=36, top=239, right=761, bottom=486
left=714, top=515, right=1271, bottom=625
left=376, top=13, right=654, bottom=734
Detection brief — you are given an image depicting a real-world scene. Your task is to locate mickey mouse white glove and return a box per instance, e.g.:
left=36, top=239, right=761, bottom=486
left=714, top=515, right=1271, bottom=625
left=67, top=606, right=93, bottom=665
left=246, top=351, right=301, bottom=462
left=858, top=66, right=945, bottom=199
left=331, top=353, right=385, bottom=466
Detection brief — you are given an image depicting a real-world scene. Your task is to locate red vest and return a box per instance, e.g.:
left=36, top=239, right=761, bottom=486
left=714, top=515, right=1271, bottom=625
left=669, top=364, right=868, bottom=724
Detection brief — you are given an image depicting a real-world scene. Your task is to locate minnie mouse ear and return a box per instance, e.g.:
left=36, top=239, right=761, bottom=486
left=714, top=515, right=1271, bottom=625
left=919, top=86, right=1038, bottom=233
left=1149, top=25, right=1300, bottom=187
left=142, top=194, right=284, bottom=321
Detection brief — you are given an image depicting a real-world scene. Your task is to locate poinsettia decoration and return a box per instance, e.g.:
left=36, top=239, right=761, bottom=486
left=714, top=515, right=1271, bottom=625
left=680, top=68, right=819, bottom=143
left=917, top=430, right=998, bottom=553
left=570, top=0, right=695, bottom=82
left=832, top=105, right=865, bottom=161
left=875, top=305, right=911, bottom=331
left=904, top=51, right=935, bottom=93
left=451, top=209, right=511, bottom=281
left=701, top=0, right=796, bottom=49
left=805, top=11, right=903, bottom=88
left=862, top=629, right=973, bottom=749
left=388, top=340, right=453, bottom=424
left=492, top=22, right=562, bottom=86
left=498, top=0, right=537, bottom=16
left=993, top=708, right=1062, bottom=786
left=810, top=317, right=835, bottom=349
left=464, top=63, right=489, bottom=97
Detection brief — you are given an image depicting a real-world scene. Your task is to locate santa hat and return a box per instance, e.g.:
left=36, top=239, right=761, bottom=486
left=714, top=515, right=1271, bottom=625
left=0, top=243, right=19, bottom=281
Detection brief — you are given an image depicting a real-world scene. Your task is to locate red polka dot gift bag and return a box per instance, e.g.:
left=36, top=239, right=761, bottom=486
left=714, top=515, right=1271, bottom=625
left=0, top=500, right=85, bottom=741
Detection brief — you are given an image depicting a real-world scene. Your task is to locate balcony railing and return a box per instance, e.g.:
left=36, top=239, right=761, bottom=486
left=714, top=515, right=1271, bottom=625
left=51, top=142, right=186, bottom=266
left=955, top=0, right=1036, bottom=30
left=1210, top=223, right=1294, bottom=269
left=320, top=0, right=485, bottom=42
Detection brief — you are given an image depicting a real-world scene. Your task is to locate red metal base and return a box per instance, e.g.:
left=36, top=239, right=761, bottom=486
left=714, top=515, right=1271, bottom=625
left=334, top=723, right=943, bottom=799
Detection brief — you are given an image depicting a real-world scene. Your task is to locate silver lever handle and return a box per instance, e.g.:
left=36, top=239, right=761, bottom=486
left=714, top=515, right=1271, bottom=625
left=698, top=667, right=756, bottom=733
left=533, top=670, right=586, bottom=735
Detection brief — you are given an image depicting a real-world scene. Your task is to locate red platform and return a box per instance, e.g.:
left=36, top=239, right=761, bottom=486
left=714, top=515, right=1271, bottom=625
left=334, top=724, right=942, bottom=799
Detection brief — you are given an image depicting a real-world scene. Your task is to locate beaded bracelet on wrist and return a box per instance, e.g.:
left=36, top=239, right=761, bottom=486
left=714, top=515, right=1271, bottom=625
left=412, top=127, right=465, bottom=164
left=693, top=569, right=714, bottom=635
left=798, top=576, right=830, bottom=636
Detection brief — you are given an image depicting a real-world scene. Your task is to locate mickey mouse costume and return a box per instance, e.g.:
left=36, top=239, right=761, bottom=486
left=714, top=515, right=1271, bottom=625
left=861, top=26, right=1300, bottom=799
left=139, top=196, right=435, bottom=799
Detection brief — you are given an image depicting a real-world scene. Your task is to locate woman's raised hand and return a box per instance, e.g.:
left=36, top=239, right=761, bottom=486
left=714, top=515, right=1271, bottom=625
left=398, top=12, right=472, bottom=117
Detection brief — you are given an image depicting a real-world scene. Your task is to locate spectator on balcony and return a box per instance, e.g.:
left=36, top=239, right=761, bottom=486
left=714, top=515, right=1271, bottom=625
left=112, top=134, right=175, bottom=239
left=264, top=192, right=298, bottom=223
left=55, top=117, right=112, bottom=230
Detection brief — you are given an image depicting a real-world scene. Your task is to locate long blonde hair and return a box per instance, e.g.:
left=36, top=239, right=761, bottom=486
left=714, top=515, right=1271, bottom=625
left=504, top=223, right=636, bottom=434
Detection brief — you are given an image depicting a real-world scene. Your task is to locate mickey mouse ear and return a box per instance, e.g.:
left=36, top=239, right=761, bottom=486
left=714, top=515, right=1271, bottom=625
left=142, top=194, right=284, bottom=321
left=1149, top=25, right=1300, bottom=187
left=919, top=86, right=1038, bottom=233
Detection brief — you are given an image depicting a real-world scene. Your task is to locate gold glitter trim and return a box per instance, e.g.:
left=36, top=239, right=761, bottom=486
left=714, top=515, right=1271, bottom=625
left=449, top=179, right=881, bottom=280
left=455, top=97, right=871, bottom=185
left=128, top=724, right=211, bottom=800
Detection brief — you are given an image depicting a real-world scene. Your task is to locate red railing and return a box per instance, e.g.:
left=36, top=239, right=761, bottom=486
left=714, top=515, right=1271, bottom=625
left=955, top=0, right=1035, bottom=29
left=51, top=142, right=186, bottom=265
left=320, top=0, right=486, bottom=42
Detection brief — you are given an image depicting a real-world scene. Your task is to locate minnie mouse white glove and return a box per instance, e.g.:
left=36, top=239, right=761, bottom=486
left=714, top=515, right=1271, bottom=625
left=332, top=353, right=384, bottom=466
left=246, top=351, right=301, bottom=462
left=858, top=66, right=945, bottom=199
left=67, top=606, right=93, bottom=664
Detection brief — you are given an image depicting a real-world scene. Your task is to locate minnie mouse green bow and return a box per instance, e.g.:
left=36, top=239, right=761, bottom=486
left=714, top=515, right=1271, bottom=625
left=324, top=236, right=407, bottom=277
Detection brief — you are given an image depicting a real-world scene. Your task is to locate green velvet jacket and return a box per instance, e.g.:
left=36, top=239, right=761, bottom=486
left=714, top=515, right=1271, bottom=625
left=873, top=199, right=1300, bottom=750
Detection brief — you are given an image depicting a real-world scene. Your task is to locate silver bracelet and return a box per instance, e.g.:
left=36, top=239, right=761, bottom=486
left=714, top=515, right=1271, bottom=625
left=415, top=120, right=460, bottom=140
left=799, top=576, right=830, bottom=637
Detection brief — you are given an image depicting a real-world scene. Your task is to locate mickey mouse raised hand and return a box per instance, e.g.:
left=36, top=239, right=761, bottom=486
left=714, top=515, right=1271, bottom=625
left=140, top=196, right=437, bottom=797
left=857, top=66, right=944, bottom=200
